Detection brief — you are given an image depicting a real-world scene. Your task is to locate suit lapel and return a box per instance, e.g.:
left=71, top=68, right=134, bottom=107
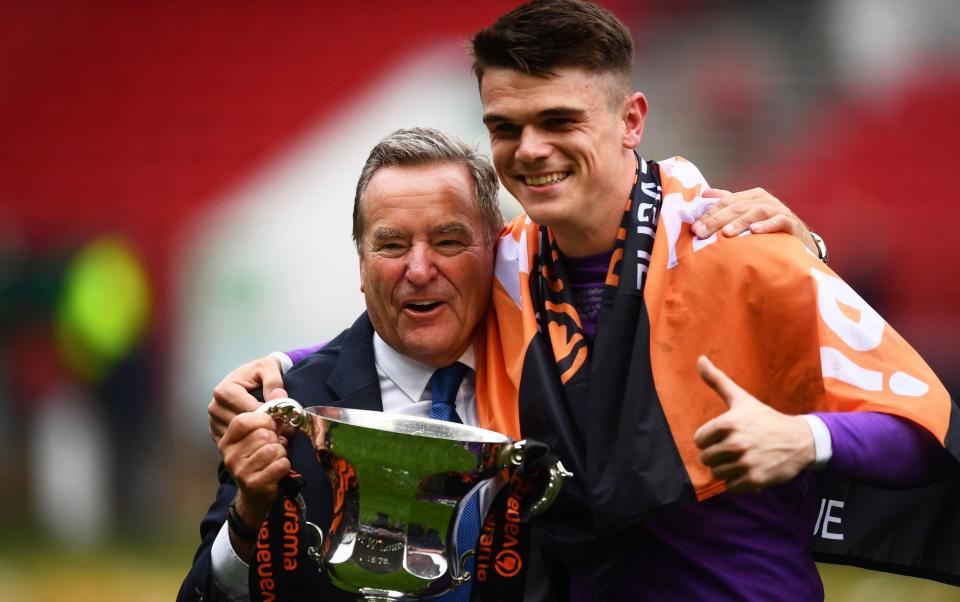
left=325, top=313, right=384, bottom=412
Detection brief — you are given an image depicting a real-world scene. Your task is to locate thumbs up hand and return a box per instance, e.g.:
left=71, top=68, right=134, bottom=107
left=693, top=356, right=816, bottom=493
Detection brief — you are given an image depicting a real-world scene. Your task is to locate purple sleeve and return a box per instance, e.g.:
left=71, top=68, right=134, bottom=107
left=815, top=411, right=954, bottom=488
left=284, top=343, right=325, bottom=365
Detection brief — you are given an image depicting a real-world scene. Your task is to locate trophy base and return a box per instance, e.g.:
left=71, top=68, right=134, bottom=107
left=359, top=587, right=405, bottom=601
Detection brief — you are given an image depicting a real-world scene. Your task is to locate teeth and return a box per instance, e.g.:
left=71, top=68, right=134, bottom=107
left=406, top=300, right=441, bottom=313
left=524, top=172, right=567, bottom=186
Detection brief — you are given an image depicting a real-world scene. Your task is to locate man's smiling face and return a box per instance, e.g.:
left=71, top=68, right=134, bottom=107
left=359, top=162, right=494, bottom=368
left=481, top=66, right=646, bottom=252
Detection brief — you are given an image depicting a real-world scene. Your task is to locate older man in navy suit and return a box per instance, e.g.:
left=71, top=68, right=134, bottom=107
left=179, top=127, right=507, bottom=602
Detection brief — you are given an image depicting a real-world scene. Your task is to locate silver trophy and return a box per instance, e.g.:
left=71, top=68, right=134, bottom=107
left=259, top=399, right=570, bottom=601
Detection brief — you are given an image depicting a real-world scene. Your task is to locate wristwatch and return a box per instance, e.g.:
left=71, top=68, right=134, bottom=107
left=809, top=231, right=828, bottom=264
left=227, top=499, right=261, bottom=543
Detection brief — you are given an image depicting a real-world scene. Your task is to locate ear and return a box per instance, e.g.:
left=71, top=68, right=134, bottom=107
left=622, top=92, right=648, bottom=149
left=359, top=254, right=366, bottom=293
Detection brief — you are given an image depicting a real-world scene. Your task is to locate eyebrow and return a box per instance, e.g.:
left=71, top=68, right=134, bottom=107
left=483, top=106, right=587, bottom=126
left=540, top=107, right=588, bottom=119
left=369, top=223, right=472, bottom=242
left=431, top=222, right=472, bottom=237
left=370, top=226, right=405, bottom=242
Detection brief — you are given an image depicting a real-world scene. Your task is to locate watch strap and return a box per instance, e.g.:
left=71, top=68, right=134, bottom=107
left=809, top=231, right=828, bottom=264
left=227, top=499, right=262, bottom=543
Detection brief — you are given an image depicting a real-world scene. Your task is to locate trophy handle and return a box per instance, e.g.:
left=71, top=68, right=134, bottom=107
left=503, top=439, right=574, bottom=517
left=257, top=397, right=313, bottom=435
left=305, top=519, right=327, bottom=573
left=528, top=459, right=574, bottom=516
left=452, top=551, right=473, bottom=588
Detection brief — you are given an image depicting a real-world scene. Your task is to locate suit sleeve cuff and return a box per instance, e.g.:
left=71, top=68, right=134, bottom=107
left=269, top=351, right=294, bottom=374
left=211, top=520, right=251, bottom=600
left=801, top=414, right=833, bottom=470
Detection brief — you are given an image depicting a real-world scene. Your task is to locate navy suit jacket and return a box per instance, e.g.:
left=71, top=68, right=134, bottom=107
left=178, top=313, right=381, bottom=602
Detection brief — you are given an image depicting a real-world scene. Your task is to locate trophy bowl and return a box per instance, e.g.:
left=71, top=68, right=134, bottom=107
left=259, top=399, right=562, bottom=601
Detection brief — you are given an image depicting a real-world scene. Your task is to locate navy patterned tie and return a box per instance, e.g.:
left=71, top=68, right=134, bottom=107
left=428, top=362, right=469, bottom=423
left=428, top=363, right=478, bottom=601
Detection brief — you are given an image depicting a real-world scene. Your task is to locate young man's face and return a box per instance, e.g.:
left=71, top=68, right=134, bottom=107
left=359, top=162, right=495, bottom=368
left=481, top=66, right=646, bottom=255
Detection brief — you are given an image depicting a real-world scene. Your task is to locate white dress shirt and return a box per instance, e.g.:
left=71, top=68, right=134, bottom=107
left=210, top=334, right=480, bottom=600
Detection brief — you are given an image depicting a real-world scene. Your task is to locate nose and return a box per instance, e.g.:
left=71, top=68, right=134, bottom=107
left=404, top=243, right=437, bottom=286
left=516, top=126, right=551, bottom=164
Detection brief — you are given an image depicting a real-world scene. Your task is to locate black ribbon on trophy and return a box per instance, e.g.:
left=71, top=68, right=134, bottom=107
left=471, top=439, right=559, bottom=601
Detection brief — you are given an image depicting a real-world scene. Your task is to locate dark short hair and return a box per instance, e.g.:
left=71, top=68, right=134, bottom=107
left=352, top=127, right=502, bottom=251
left=470, top=0, right=634, bottom=92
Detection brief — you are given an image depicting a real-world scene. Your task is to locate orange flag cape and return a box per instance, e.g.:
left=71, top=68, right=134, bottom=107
left=477, top=158, right=960, bottom=516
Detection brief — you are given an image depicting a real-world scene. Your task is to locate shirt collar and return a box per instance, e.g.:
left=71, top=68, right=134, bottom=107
left=372, top=333, right=476, bottom=402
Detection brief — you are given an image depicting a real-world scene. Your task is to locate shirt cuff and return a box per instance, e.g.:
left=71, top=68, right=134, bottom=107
left=801, top=414, right=833, bottom=470
left=269, top=351, right=294, bottom=374
left=211, top=520, right=251, bottom=600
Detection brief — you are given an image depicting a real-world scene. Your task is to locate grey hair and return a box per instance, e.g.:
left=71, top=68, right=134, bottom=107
left=352, top=127, right=502, bottom=251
